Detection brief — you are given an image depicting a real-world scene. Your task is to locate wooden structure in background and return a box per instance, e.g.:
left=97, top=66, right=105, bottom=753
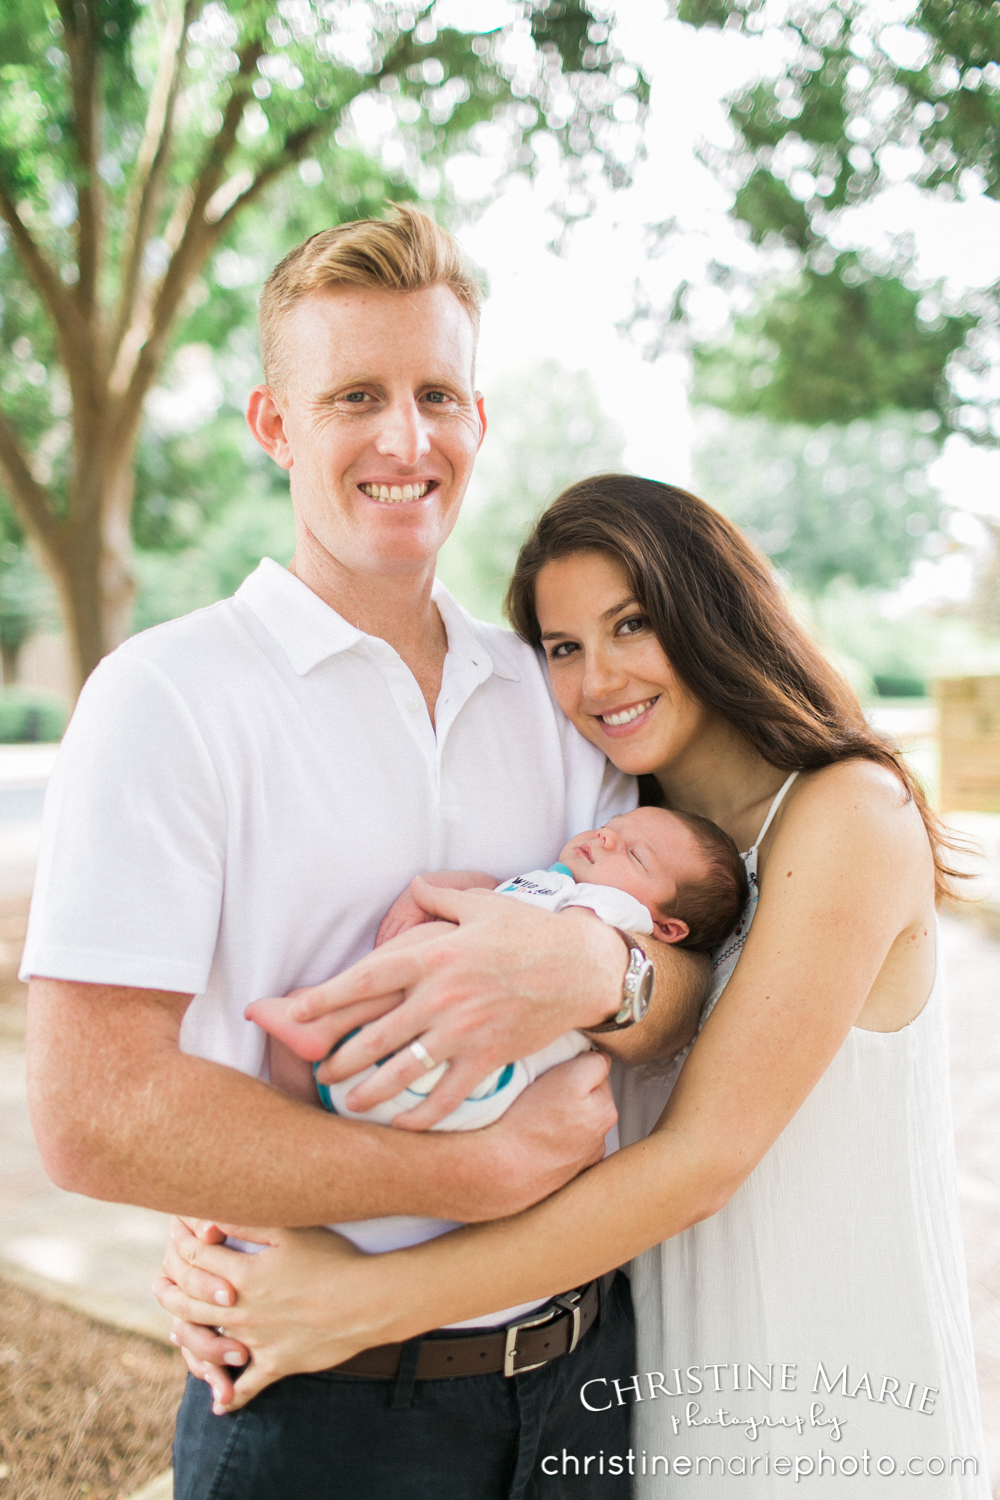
left=935, top=676, right=1000, bottom=813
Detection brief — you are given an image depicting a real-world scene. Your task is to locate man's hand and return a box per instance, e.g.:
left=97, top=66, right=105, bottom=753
left=460, top=1048, right=617, bottom=1216
left=293, top=883, right=705, bottom=1130
left=375, top=871, right=500, bottom=947
left=295, top=884, right=628, bottom=1128
left=156, top=1220, right=373, bottom=1412
left=163, top=1218, right=250, bottom=1412
left=248, top=921, right=458, bottom=1063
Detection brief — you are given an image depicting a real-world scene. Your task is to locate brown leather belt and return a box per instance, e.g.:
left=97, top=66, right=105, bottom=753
left=332, top=1277, right=603, bottom=1381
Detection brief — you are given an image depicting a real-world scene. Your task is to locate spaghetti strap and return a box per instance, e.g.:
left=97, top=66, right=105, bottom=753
left=747, top=769, right=799, bottom=853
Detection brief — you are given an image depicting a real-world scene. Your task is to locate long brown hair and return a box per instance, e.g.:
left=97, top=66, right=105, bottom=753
left=506, top=474, right=965, bottom=901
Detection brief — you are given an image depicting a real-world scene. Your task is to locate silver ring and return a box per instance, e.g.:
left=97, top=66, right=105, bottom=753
left=409, top=1039, right=438, bottom=1073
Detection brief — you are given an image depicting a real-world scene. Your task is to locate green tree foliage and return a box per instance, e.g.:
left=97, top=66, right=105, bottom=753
left=675, top=0, right=1000, bottom=440
left=690, top=407, right=1000, bottom=694
left=811, top=578, right=1000, bottom=695
left=437, top=359, right=625, bottom=623
left=693, top=407, right=945, bottom=597
left=693, top=251, right=974, bottom=425
left=0, top=530, right=57, bottom=681
left=0, top=0, right=647, bottom=689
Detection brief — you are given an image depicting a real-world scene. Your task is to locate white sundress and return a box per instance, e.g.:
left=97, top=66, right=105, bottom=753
left=613, top=773, right=990, bottom=1497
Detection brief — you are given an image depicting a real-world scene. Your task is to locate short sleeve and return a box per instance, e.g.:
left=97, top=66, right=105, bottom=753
left=20, top=651, right=226, bottom=993
left=559, top=882, right=654, bottom=934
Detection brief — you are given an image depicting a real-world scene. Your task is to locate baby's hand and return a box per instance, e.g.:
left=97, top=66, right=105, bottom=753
left=376, top=871, right=501, bottom=947
left=375, top=881, right=433, bottom=947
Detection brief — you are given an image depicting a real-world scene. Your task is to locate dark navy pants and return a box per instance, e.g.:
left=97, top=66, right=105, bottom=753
left=174, top=1270, right=635, bottom=1500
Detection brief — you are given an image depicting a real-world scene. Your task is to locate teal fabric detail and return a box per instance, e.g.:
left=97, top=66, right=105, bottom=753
left=484, top=1061, right=516, bottom=1096
left=404, top=1060, right=516, bottom=1101
left=312, top=1024, right=405, bottom=1115
left=313, top=1062, right=336, bottom=1114
left=549, top=862, right=573, bottom=877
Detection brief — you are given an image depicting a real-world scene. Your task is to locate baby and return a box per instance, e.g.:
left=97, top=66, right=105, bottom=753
left=249, top=806, right=747, bottom=1257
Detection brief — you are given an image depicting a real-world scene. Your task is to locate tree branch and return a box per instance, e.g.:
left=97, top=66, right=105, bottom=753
left=0, top=407, right=64, bottom=556
left=211, top=123, right=323, bottom=235
left=0, top=188, right=71, bottom=333
left=183, top=37, right=268, bottom=227
left=112, top=0, right=199, bottom=362
left=58, top=0, right=103, bottom=318
left=113, top=36, right=265, bottom=441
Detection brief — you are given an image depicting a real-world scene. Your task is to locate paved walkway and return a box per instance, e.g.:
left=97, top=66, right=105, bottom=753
left=946, top=911, right=1000, bottom=1492
left=1, top=744, right=998, bottom=1494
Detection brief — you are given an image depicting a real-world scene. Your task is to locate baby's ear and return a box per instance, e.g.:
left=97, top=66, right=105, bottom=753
left=651, top=915, right=689, bottom=945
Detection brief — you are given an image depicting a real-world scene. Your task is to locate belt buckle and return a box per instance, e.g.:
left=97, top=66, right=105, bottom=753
left=503, top=1302, right=562, bottom=1378
left=554, top=1288, right=583, bottom=1354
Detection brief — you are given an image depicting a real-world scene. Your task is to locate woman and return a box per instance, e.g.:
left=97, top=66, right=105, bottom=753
left=163, top=476, right=989, bottom=1496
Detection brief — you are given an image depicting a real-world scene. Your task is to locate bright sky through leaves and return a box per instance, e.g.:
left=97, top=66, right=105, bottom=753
left=448, top=0, right=1000, bottom=608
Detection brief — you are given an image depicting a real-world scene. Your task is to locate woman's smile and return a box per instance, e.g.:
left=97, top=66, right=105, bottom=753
left=593, top=696, right=660, bottom=734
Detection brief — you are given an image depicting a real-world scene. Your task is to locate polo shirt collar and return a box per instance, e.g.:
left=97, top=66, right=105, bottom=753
left=237, top=558, right=362, bottom=675
left=236, top=558, right=519, bottom=682
left=432, top=579, right=520, bottom=683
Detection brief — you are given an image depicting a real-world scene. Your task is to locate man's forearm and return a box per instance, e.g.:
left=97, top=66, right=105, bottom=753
left=585, top=936, right=709, bottom=1065
left=26, top=979, right=513, bottom=1226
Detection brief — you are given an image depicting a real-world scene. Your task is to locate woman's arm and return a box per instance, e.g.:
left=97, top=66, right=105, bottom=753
left=161, top=761, right=935, bottom=1407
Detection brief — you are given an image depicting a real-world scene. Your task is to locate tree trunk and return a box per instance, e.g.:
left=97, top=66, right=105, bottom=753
left=42, top=456, right=138, bottom=694
left=0, top=643, right=20, bottom=687
left=58, top=542, right=136, bottom=692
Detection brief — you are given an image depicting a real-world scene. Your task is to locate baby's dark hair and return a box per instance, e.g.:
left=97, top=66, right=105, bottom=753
left=659, top=810, right=749, bottom=954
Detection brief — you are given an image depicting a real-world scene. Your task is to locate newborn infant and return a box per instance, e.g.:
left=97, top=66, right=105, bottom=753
left=249, top=806, right=747, bottom=1260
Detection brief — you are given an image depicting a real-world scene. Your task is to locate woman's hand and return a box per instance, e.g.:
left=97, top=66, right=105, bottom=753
left=156, top=1218, right=390, bottom=1412
left=158, top=1051, right=617, bottom=1405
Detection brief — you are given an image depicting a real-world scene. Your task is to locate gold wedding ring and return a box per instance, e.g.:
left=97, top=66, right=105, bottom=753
left=409, top=1039, right=438, bottom=1073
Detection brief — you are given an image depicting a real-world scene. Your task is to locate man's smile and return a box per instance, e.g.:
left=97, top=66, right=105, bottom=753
left=359, top=481, right=435, bottom=503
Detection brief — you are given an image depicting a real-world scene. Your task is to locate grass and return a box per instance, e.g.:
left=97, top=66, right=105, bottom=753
left=0, top=1280, right=185, bottom=1500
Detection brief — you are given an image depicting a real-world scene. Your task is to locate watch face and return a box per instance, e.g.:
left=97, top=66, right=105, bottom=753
left=635, top=962, right=654, bottom=1021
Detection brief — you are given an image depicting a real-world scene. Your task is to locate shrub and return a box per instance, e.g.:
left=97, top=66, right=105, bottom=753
left=0, top=690, right=67, bottom=743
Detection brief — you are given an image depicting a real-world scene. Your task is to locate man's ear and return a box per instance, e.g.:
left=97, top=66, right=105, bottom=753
left=474, top=392, right=487, bottom=450
left=651, top=915, right=690, bottom=945
left=247, top=385, right=294, bottom=470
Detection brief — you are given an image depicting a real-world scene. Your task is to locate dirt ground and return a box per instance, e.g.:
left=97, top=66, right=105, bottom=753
left=0, top=900, right=28, bottom=1054
left=0, top=1279, right=185, bottom=1500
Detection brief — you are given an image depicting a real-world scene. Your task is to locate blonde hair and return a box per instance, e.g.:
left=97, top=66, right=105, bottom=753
left=258, top=204, right=484, bottom=392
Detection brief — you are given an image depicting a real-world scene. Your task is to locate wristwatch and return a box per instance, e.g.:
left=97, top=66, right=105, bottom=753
left=587, top=928, right=655, bottom=1033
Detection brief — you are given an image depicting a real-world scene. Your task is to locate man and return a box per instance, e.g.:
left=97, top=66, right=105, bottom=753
left=24, top=207, right=705, bottom=1498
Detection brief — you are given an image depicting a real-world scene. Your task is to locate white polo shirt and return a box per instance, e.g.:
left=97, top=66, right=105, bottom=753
left=22, top=559, right=635, bottom=1080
